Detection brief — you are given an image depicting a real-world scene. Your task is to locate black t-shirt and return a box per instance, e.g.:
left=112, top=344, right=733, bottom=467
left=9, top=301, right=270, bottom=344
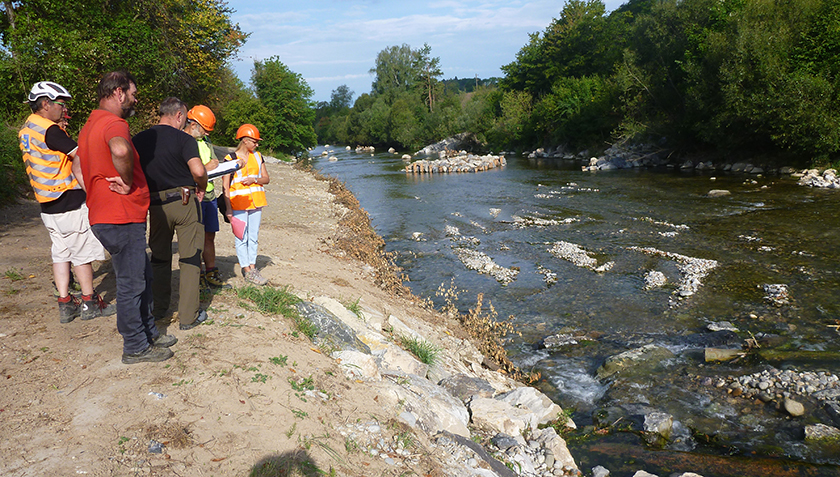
left=133, top=124, right=200, bottom=193
left=41, top=124, right=85, bottom=215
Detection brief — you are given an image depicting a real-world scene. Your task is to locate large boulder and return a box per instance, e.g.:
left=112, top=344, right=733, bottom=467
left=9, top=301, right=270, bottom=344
left=332, top=350, right=380, bottom=381
left=378, top=373, right=470, bottom=437
left=439, top=374, right=495, bottom=402
left=417, top=132, right=483, bottom=155
left=497, top=386, right=572, bottom=428
left=469, top=396, right=538, bottom=436
left=295, top=301, right=370, bottom=353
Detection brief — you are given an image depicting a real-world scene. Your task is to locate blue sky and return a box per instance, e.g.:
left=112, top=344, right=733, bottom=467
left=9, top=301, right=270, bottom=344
left=226, top=0, right=627, bottom=103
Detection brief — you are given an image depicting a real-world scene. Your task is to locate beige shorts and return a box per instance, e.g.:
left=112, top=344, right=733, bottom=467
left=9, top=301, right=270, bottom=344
left=40, top=204, right=107, bottom=266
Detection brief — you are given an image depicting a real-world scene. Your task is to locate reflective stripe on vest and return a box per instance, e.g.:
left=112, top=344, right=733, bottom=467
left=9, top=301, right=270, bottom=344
left=19, top=114, right=79, bottom=203
left=229, top=152, right=267, bottom=210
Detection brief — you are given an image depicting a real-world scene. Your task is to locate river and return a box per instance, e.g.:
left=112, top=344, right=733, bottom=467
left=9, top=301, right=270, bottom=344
left=308, top=145, right=840, bottom=476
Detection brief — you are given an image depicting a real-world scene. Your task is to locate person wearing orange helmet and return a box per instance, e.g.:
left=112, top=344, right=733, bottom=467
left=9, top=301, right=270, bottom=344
left=222, top=124, right=270, bottom=285
left=184, top=105, right=230, bottom=290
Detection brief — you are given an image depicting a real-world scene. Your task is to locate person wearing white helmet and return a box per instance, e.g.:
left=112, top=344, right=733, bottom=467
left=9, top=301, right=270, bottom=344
left=18, top=81, right=117, bottom=324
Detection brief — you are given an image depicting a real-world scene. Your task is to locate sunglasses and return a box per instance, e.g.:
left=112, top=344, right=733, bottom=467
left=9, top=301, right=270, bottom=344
left=52, top=100, right=67, bottom=109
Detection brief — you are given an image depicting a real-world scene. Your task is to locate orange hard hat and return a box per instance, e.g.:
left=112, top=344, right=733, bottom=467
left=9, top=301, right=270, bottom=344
left=187, top=105, right=216, bottom=132
left=236, top=123, right=260, bottom=141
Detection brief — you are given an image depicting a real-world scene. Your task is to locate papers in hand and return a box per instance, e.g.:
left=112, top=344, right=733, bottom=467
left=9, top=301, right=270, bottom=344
left=207, top=160, right=241, bottom=179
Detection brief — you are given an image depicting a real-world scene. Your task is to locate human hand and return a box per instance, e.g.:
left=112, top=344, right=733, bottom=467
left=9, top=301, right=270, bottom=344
left=196, top=189, right=205, bottom=202
left=106, top=176, right=131, bottom=194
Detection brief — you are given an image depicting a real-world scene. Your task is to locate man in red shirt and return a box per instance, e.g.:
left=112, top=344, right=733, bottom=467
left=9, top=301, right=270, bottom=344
left=77, top=71, right=176, bottom=364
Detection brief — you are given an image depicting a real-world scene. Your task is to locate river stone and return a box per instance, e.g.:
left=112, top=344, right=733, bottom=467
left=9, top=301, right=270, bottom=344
left=632, top=471, right=659, bottom=477
left=490, top=432, right=522, bottom=450
left=434, top=431, right=518, bottom=477
left=295, top=302, right=370, bottom=353
left=469, top=396, right=537, bottom=436
left=824, top=401, right=840, bottom=427
left=497, top=386, right=571, bottom=427
left=805, top=423, right=840, bottom=441
left=707, top=321, right=738, bottom=332
left=532, top=427, right=578, bottom=470
left=439, top=374, right=495, bottom=402
left=592, top=465, right=610, bottom=477
left=707, top=189, right=731, bottom=198
left=643, top=412, right=674, bottom=446
left=681, top=330, right=741, bottom=348
left=597, top=344, right=676, bottom=380
left=784, top=398, right=805, bottom=417
left=377, top=344, right=428, bottom=377
left=378, top=373, right=470, bottom=437
left=704, top=348, right=745, bottom=362
left=332, top=350, right=380, bottom=381
left=387, top=314, right=425, bottom=341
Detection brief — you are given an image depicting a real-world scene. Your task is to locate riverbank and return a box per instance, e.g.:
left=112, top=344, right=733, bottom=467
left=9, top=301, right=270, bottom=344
left=1, top=160, right=597, bottom=476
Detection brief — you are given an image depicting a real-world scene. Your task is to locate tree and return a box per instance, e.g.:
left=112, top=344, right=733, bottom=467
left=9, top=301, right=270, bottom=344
left=329, top=84, right=354, bottom=112
left=251, top=56, right=317, bottom=155
left=370, top=44, right=418, bottom=96
left=414, top=43, right=442, bottom=112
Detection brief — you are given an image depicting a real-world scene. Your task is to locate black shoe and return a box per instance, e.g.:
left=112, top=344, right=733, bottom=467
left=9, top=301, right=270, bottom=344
left=58, top=296, right=81, bottom=323
left=179, top=309, right=208, bottom=330
left=122, top=345, right=173, bottom=364
left=152, top=334, right=178, bottom=347
left=81, top=293, right=117, bottom=321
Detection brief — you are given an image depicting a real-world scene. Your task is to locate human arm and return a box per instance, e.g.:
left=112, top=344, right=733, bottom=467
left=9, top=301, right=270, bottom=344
left=70, top=151, right=85, bottom=192
left=222, top=173, right=234, bottom=219
left=108, top=136, right=134, bottom=188
left=187, top=156, right=208, bottom=202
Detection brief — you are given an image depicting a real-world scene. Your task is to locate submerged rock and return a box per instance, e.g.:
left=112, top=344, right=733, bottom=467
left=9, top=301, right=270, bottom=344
left=597, top=344, right=676, bottom=380
left=805, top=423, right=840, bottom=441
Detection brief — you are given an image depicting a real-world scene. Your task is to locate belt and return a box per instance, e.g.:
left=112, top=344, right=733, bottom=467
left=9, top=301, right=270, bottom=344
left=149, top=186, right=195, bottom=206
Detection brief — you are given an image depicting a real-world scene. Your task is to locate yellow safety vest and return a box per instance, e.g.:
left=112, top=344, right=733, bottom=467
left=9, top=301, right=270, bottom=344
left=228, top=151, right=267, bottom=210
left=197, top=138, right=215, bottom=195
left=19, top=114, right=80, bottom=203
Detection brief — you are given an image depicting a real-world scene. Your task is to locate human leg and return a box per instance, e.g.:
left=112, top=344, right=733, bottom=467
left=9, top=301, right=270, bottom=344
left=53, top=262, right=72, bottom=297
left=173, top=197, right=203, bottom=325
left=232, top=208, right=250, bottom=270
left=148, top=204, right=175, bottom=319
left=201, top=198, right=219, bottom=270
left=91, top=223, right=160, bottom=355
left=246, top=208, right=262, bottom=268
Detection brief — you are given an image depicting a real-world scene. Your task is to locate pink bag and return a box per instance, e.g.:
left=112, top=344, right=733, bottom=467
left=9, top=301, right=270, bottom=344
left=231, top=215, right=246, bottom=240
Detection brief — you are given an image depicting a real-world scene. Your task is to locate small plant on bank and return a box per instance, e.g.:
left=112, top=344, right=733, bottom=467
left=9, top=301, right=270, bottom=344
left=398, top=335, right=441, bottom=366
left=4, top=267, right=25, bottom=281
left=269, top=355, right=288, bottom=366
left=342, top=296, right=364, bottom=319
left=236, top=285, right=319, bottom=340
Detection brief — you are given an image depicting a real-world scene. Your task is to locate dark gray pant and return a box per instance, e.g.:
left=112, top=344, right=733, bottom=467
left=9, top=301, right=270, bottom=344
left=91, top=222, right=156, bottom=355
left=148, top=193, right=203, bottom=325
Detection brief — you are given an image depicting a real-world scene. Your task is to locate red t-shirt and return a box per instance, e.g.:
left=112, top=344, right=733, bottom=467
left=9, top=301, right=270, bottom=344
left=78, top=109, right=149, bottom=225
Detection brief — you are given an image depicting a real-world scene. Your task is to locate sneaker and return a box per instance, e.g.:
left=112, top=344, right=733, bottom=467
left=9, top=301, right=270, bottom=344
left=81, top=293, right=117, bottom=321
left=58, top=295, right=81, bottom=323
left=245, top=269, right=268, bottom=286
left=179, top=309, right=208, bottom=331
left=199, top=273, right=211, bottom=294
left=205, top=268, right=231, bottom=289
left=152, top=334, right=178, bottom=347
left=122, top=345, right=173, bottom=364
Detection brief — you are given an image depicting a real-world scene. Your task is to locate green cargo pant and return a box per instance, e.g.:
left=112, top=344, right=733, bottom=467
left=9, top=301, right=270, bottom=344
left=148, top=189, right=203, bottom=326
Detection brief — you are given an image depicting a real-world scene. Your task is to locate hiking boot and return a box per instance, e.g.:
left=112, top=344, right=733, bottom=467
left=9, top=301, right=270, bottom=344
left=199, top=273, right=211, bottom=295
left=152, top=334, right=178, bottom=348
left=58, top=295, right=81, bottom=323
left=245, top=268, right=268, bottom=286
left=179, top=309, right=208, bottom=331
left=81, top=293, right=117, bottom=321
left=205, top=267, right=231, bottom=289
left=122, top=345, right=173, bottom=364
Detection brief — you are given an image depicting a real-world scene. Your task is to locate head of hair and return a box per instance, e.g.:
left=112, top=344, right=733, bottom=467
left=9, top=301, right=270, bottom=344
left=96, top=71, right=136, bottom=102
left=159, top=97, right=187, bottom=117
left=29, top=96, right=52, bottom=113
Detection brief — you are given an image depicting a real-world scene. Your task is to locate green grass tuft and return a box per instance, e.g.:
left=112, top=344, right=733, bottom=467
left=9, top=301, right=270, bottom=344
left=235, top=285, right=318, bottom=340
left=398, top=335, right=441, bottom=366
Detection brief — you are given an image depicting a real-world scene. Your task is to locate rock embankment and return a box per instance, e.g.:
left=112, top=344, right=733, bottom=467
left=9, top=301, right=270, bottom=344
left=297, top=296, right=579, bottom=476
left=406, top=152, right=506, bottom=174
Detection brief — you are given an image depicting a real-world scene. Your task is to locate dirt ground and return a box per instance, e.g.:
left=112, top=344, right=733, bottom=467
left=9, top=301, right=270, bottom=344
left=0, top=162, right=448, bottom=476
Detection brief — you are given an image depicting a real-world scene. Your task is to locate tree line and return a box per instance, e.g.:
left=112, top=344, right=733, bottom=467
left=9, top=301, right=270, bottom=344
left=316, top=0, right=840, bottom=166
left=0, top=0, right=316, bottom=205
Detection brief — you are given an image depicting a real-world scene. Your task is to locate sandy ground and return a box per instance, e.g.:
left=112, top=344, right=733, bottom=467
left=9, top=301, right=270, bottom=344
left=0, top=162, right=449, bottom=476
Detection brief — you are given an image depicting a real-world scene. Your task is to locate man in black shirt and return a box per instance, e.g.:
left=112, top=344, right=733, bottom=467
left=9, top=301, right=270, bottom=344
left=133, top=97, right=208, bottom=331
left=18, top=81, right=116, bottom=323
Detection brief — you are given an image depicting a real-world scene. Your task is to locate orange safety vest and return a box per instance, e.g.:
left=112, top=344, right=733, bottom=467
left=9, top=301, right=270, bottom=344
left=228, top=151, right=267, bottom=210
left=19, top=113, right=80, bottom=203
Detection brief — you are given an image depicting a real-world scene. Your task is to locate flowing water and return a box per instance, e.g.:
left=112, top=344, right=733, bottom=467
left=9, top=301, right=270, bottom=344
left=308, top=146, right=840, bottom=476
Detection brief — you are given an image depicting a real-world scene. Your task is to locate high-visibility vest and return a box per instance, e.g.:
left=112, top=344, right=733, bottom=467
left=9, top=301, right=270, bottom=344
left=228, top=151, right=267, bottom=210
left=19, top=113, right=80, bottom=203
left=197, top=138, right=215, bottom=194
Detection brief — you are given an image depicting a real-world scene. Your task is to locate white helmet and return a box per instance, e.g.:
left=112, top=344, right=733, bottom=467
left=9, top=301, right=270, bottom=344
left=28, top=81, right=71, bottom=102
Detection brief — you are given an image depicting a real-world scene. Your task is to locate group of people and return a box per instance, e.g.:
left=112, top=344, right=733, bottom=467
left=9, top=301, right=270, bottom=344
left=18, top=71, right=270, bottom=365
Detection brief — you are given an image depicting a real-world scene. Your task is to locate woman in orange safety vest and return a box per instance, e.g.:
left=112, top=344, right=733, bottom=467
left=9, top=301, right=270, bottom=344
left=222, top=124, right=270, bottom=285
